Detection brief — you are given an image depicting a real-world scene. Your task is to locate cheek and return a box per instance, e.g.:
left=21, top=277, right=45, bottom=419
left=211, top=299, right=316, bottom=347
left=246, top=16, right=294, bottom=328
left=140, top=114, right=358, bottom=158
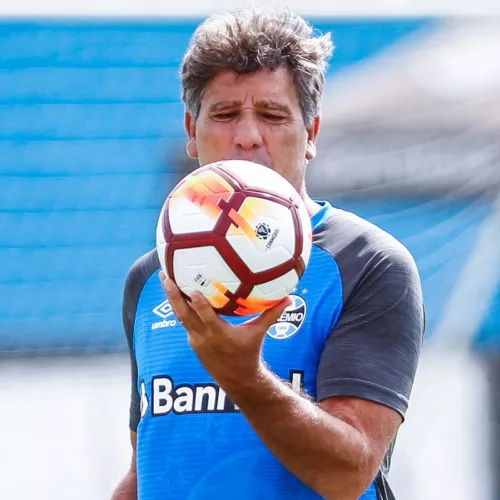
left=198, top=124, right=231, bottom=161
left=271, top=128, right=307, bottom=163
left=268, top=130, right=308, bottom=185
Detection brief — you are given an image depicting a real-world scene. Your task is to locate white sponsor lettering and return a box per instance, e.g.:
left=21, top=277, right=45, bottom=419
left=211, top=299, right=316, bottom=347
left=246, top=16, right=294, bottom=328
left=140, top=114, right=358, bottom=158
left=290, top=371, right=304, bottom=394
left=151, top=377, right=239, bottom=416
left=147, top=373, right=304, bottom=418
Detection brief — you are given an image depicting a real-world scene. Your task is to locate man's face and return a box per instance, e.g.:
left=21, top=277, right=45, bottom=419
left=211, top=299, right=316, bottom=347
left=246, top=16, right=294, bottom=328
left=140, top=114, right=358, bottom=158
left=185, top=67, right=319, bottom=194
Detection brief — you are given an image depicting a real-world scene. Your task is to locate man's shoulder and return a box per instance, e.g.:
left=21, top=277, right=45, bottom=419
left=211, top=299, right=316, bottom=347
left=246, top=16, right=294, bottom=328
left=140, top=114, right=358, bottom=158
left=314, top=207, right=419, bottom=298
left=122, top=249, right=161, bottom=343
left=123, top=248, right=161, bottom=306
left=315, top=206, right=416, bottom=267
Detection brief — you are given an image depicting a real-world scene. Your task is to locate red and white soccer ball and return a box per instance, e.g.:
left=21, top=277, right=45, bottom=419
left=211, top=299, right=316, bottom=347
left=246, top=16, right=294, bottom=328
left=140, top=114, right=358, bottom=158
left=156, top=160, right=312, bottom=316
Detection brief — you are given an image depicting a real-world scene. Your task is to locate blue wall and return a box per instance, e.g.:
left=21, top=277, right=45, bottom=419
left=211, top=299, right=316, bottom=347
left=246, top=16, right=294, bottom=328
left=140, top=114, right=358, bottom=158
left=5, top=18, right=497, bottom=354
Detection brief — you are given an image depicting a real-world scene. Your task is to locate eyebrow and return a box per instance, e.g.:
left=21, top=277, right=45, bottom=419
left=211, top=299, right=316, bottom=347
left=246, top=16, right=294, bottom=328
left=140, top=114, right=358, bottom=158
left=207, top=99, right=293, bottom=115
left=207, top=101, right=241, bottom=113
left=255, top=99, right=293, bottom=115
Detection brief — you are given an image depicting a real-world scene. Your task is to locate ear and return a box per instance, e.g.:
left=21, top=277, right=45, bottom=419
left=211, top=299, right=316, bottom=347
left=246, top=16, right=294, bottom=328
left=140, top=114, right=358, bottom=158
left=305, top=115, right=320, bottom=161
left=185, top=111, right=198, bottom=159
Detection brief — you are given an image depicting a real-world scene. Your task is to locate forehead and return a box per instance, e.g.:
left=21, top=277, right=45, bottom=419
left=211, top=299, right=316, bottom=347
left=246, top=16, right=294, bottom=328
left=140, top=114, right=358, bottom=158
left=201, top=67, right=300, bottom=109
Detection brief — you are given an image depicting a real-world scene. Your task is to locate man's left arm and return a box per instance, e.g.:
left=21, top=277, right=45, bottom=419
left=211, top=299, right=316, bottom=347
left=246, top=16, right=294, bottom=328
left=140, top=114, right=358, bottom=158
left=162, top=240, right=424, bottom=500
left=222, top=364, right=403, bottom=500
left=223, top=240, right=424, bottom=499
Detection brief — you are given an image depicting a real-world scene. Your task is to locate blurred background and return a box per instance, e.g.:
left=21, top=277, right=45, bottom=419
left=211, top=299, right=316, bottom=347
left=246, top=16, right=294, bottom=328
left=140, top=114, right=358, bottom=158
left=1, top=0, right=499, bottom=499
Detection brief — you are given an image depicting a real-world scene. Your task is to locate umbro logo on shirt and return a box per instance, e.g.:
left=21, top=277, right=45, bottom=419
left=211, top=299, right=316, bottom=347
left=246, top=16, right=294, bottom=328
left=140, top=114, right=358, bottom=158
left=151, top=299, right=177, bottom=330
left=153, top=299, right=175, bottom=319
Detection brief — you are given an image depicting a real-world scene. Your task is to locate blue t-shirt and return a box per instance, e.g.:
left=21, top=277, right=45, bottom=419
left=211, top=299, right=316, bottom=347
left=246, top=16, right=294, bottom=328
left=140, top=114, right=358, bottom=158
left=123, top=201, right=424, bottom=500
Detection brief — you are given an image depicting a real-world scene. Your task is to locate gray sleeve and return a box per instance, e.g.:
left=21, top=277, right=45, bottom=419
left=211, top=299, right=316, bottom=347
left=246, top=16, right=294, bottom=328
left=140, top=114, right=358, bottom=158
left=316, top=213, right=425, bottom=419
left=122, top=249, right=160, bottom=432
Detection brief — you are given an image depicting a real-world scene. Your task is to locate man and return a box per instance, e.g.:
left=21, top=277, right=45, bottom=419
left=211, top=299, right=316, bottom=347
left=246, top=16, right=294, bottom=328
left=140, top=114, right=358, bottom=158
left=112, top=7, right=424, bottom=500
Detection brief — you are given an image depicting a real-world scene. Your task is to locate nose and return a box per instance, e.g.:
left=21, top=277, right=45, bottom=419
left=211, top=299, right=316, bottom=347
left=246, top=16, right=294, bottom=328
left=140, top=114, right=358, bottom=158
left=232, top=112, right=263, bottom=151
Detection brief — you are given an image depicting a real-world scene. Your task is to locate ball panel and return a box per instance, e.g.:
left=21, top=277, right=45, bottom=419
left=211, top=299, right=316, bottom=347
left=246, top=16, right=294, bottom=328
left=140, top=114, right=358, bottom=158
left=168, top=171, right=235, bottom=234
left=181, top=284, right=231, bottom=310
left=168, top=196, right=219, bottom=234
left=216, top=160, right=298, bottom=199
left=189, top=169, right=236, bottom=196
left=232, top=271, right=300, bottom=316
left=157, top=241, right=168, bottom=277
left=233, top=295, right=283, bottom=316
left=251, top=269, right=300, bottom=298
left=173, top=246, right=241, bottom=309
left=156, top=203, right=169, bottom=274
left=226, top=232, right=293, bottom=275
left=225, top=197, right=296, bottom=273
left=156, top=203, right=166, bottom=245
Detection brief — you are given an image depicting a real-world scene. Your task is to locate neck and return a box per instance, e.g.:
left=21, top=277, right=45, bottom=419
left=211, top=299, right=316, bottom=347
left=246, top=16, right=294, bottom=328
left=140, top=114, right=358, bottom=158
left=300, top=191, right=321, bottom=217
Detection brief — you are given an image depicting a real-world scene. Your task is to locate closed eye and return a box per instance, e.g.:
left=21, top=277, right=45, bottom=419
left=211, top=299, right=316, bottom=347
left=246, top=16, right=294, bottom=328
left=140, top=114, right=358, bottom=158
left=261, top=113, right=288, bottom=123
left=212, top=112, right=238, bottom=121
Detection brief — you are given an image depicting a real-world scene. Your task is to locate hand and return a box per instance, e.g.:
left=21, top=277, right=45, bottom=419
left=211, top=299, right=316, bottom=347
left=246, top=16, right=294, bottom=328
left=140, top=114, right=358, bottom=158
left=159, top=271, right=292, bottom=390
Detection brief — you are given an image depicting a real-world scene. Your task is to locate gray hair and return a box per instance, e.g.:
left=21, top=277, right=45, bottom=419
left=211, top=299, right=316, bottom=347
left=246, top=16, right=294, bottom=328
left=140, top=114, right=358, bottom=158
left=181, top=7, right=334, bottom=127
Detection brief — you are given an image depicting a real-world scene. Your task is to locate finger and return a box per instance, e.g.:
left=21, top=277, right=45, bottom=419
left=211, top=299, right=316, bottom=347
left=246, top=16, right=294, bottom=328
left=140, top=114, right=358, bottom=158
left=189, top=291, right=223, bottom=330
left=161, top=277, right=204, bottom=333
left=245, top=296, right=292, bottom=331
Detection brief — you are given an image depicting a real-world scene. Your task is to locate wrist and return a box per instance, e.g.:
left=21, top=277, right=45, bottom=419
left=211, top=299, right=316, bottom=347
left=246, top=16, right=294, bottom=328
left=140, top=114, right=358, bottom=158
left=222, top=362, right=284, bottom=411
left=219, top=360, right=270, bottom=399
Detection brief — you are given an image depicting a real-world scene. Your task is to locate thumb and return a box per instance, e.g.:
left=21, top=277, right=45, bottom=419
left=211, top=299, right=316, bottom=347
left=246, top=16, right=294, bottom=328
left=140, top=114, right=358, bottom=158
left=245, top=296, right=293, bottom=332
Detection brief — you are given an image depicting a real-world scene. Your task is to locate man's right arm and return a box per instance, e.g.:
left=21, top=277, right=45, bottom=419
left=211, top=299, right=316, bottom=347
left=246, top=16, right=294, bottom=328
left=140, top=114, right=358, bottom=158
left=111, top=431, right=137, bottom=500
left=112, top=251, right=159, bottom=500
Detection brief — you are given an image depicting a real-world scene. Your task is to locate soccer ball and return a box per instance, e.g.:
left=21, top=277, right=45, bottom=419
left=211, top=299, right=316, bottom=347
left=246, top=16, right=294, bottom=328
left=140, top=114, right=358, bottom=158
left=156, top=160, right=312, bottom=316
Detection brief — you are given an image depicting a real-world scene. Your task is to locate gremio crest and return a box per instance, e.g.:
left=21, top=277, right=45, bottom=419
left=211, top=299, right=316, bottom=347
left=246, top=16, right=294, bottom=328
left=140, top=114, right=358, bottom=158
left=267, top=295, right=307, bottom=340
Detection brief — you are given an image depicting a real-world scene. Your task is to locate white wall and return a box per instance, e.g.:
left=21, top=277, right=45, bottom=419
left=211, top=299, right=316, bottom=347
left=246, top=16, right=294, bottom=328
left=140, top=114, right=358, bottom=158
left=0, top=0, right=499, bottom=16
left=0, top=348, right=492, bottom=500
left=390, top=348, right=492, bottom=500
